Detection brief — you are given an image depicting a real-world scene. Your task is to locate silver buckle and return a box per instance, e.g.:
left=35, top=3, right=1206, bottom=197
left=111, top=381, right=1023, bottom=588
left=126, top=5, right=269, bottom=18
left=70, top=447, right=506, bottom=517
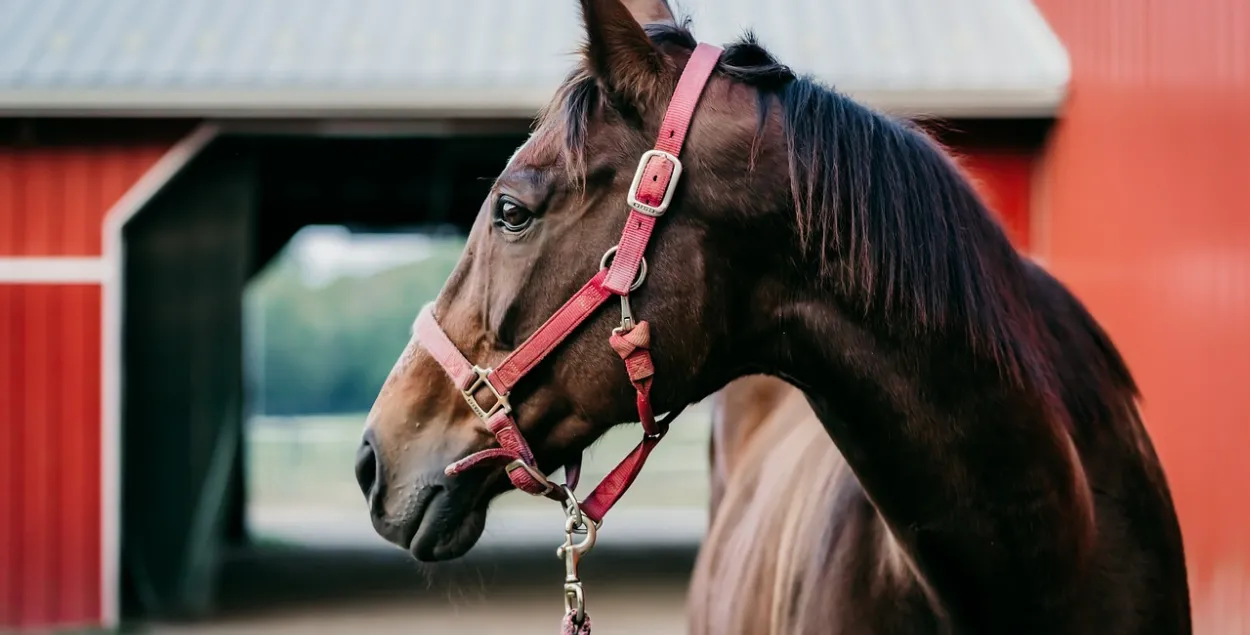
left=505, top=459, right=555, bottom=496
left=626, top=149, right=683, bottom=217
left=461, top=365, right=511, bottom=421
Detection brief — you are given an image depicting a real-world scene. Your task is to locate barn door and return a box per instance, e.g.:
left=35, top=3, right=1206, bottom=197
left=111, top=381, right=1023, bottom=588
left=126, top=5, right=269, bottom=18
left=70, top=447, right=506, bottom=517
left=119, top=139, right=256, bottom=620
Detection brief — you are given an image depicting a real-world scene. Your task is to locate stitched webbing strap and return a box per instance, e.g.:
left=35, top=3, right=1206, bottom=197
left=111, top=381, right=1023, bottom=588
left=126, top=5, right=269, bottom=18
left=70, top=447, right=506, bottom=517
left=603, top=43, right=723, bottom=295
left=581, top=322, right=662, bottom=523
left=491, top=270, right=613, bottom=393
left=414, top=302, right=478, bottom=392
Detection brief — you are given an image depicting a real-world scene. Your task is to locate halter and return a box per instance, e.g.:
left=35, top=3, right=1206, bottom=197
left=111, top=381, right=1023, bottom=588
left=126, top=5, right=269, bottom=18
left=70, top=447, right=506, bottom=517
left=414, top=42, right=722, bottom=633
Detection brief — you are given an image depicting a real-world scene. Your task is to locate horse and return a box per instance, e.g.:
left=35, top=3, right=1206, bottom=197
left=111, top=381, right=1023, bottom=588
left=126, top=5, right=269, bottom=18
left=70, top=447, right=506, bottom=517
left=693, top=374, right=839, bottom=633
left=354, top=0, right=1192, bottom=632
left=694, top=280, right=1182, bottom=634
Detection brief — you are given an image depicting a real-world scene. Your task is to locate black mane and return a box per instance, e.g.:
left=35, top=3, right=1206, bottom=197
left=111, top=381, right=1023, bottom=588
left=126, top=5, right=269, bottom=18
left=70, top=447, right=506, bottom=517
left=549, top=20, right=1065, bottom=389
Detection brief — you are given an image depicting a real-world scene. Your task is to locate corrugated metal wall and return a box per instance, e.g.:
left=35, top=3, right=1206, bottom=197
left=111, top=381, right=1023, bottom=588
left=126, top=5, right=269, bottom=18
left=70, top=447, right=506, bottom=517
left=1032, top=0, right=1250, bottom=629
left=0, top=284, right=102, bottom=628
left=957, top=149, right=1035, bottom=251
left=0, top=142, right=166, bottom=629
left=0, top=145, right=167, bottom=256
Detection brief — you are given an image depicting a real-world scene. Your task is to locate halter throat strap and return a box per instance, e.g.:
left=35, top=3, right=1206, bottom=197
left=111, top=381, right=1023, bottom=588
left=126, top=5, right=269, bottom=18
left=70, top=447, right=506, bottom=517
left=414, top=42, right=723, bottom=525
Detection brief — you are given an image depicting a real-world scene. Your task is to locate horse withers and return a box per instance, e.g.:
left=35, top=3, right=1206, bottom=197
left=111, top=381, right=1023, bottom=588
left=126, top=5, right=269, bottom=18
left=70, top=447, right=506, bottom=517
left=355, top=0, right=1191, bottom=632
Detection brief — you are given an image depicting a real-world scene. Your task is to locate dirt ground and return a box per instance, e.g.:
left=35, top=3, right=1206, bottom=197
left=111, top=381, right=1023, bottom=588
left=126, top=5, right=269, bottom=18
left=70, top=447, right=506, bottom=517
left=151, top=587, right=688, bottom=635
left=135, top=408, right=711, bottom=635
left=142, top=542, right=697, bottom=635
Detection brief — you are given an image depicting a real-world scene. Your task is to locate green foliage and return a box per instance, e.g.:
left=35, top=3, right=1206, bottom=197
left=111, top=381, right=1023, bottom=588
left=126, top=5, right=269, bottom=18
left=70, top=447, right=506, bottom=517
left=245, top=233, right=465, bottom=415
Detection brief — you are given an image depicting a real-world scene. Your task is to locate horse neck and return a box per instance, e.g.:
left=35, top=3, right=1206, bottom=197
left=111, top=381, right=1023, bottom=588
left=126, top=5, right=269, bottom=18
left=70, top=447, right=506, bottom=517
left=756, top=269, right=1098, bottom=631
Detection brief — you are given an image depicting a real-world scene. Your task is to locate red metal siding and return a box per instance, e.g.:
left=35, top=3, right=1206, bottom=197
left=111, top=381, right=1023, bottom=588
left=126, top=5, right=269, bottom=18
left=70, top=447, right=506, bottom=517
left=1032, top=0, right=1250, bottom=629
left=0, top=145, right=167, bottom=257
left=0, top=138, right=173, bottom=629
left=1, top=284, right=102, bottom=629
left=956, top=150, right=1035, bottom=251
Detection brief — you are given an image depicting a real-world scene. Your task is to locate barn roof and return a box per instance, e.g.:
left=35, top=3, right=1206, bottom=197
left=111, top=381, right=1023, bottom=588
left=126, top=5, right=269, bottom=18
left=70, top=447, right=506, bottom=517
left=0, top=0, right=1069, bottom=119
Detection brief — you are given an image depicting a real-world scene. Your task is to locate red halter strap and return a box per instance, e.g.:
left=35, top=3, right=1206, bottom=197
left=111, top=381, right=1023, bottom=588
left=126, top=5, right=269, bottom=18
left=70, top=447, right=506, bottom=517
left=415, top=43, right=722, bottom=525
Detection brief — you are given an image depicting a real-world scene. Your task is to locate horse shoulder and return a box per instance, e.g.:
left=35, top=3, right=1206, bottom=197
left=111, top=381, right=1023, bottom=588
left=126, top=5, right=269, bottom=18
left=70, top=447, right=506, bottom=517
left=691, top=384, right=947, bottom=635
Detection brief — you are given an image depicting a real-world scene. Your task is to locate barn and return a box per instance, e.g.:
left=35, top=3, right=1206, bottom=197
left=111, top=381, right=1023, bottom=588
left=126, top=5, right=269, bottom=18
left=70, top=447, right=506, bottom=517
left=1, top=0, right=1246, bottom=631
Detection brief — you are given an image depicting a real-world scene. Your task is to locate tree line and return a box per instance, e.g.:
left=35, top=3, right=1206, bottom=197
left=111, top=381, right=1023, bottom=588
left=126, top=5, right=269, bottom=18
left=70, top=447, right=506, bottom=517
left=246, top=234, right=464, bottom=416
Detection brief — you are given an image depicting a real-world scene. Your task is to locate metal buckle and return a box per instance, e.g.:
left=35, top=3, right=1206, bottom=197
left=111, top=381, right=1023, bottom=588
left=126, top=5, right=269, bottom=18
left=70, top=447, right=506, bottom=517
left=626, top=149, right=683, bottom=217
left=461, top=365, right=511, bottom=421
left=505, top=459, right=555, bottom=496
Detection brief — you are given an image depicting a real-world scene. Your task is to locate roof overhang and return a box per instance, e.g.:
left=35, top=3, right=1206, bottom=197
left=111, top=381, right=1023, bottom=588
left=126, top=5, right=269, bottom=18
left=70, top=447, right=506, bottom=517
left=0, top=0, right=1069, bottom=120
left=0, top=86, right=1066, bottom=120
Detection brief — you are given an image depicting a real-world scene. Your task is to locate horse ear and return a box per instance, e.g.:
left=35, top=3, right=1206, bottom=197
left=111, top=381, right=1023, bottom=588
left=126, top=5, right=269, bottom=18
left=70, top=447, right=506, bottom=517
left=578, top=0, right=673, bottom=105
left=621, top=0, right=676, bottom=26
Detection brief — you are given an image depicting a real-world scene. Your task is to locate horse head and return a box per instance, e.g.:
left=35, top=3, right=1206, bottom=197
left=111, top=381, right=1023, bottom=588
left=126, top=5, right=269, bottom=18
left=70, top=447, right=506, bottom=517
left=355, top=0, right=786, bottom=560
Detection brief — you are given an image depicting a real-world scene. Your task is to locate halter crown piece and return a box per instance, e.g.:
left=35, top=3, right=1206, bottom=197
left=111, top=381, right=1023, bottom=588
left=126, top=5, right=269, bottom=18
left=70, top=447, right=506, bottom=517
left=413, top=42, right=723, bottom=634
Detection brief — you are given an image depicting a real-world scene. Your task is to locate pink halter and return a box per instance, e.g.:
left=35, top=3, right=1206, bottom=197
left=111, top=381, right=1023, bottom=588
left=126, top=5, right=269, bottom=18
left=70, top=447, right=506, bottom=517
left=414, top=43, right=723, bottom=526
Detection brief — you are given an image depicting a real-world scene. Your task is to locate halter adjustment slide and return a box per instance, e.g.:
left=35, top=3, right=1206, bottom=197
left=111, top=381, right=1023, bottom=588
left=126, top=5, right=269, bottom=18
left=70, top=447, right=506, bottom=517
left=505, top=459, right=555, bottom=496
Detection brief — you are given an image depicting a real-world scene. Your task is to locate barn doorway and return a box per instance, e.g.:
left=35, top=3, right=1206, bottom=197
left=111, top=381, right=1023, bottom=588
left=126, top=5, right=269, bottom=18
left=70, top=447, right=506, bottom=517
left=116, top=128, right=711, bottom=624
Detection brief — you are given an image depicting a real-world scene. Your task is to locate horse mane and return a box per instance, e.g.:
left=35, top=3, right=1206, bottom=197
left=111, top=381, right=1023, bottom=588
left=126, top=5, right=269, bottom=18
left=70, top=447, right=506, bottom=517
left=692, top=270, right=1155, bottom=634
left=541, top=20, right=1088, bottom=391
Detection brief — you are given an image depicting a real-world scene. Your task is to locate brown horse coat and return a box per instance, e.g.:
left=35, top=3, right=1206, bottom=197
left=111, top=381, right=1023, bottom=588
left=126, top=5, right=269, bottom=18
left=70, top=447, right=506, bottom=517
left=357, top=1, right=1192, bottom=632
left=693, top=375, right=941, bottom=635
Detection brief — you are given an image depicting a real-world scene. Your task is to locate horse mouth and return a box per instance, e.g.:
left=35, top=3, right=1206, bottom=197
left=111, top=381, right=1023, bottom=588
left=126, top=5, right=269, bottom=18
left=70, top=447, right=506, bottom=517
left=401, top=479, right=492, bottom=561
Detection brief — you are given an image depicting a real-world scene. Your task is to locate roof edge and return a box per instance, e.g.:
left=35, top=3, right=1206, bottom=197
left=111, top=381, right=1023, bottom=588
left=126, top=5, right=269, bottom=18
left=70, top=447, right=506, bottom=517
left=0, top=84, right=1065, bottom=120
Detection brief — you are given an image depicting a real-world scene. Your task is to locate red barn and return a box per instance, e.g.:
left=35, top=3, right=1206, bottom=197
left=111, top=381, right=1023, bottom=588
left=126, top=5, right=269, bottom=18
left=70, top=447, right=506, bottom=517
left=0, top=0, right=1245, bottom=631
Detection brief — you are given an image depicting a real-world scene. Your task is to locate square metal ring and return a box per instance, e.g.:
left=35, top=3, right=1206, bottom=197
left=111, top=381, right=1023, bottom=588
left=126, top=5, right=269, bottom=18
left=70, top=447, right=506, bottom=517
left=461, top=365, right=511, bottom=421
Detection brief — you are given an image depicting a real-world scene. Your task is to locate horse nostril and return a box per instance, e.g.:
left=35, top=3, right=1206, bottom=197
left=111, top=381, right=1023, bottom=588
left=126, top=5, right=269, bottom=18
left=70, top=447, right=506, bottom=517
left=355, top=430, right=383, bottom=506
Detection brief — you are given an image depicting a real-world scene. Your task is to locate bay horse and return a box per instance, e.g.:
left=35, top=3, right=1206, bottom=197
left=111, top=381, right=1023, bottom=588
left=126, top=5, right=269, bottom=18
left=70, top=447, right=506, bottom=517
left=355, top=0, right=1192, bottom=632
left=693, top=374, right=835, bottom=632
left=695, top=315, right=1183, bottom=634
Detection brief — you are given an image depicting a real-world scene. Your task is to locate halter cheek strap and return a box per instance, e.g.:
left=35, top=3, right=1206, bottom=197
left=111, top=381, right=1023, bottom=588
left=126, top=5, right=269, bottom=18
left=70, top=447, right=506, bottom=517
left=414, top=42, right=722, bottom=525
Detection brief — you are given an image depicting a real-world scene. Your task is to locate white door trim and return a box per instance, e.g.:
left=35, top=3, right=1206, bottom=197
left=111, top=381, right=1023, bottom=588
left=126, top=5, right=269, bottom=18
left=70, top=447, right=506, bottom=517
left=98, top=123, right=221, bottom=629
left=0, top=257, right=111, bottom=283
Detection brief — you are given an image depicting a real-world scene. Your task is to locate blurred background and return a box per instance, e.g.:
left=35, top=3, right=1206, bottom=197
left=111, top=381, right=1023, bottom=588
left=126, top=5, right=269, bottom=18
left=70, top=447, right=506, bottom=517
left=1, top=0, right=1247, bottom=633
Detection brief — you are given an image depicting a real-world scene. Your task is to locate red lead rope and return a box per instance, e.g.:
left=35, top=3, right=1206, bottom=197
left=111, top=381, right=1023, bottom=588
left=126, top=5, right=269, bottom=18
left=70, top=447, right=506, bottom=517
left=416, top=42, right=722, bottom=526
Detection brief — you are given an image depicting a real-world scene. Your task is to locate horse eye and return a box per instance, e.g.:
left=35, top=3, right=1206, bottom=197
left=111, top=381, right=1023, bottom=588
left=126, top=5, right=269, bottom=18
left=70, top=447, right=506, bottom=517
left=493, top=196, right=534, bottom=233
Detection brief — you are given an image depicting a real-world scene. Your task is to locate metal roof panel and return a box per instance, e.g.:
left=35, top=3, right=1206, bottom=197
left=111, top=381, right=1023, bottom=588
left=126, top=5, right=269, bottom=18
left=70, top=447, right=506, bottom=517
left=0, top=0, right=1069, bottom=117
